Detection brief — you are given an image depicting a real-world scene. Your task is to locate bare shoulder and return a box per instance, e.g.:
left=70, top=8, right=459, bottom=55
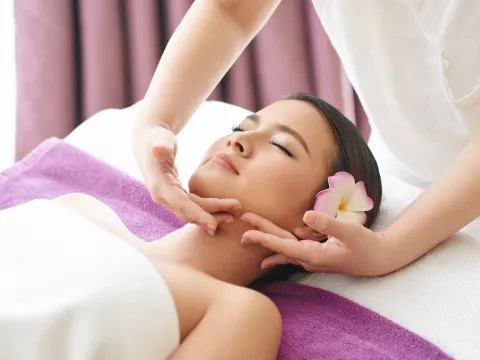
left=155, top=261, right=281, bottom=344
left=157, top=261, right=282, bottom=359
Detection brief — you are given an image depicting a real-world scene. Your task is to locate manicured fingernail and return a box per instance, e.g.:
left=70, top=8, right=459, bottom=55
left=225, top=217, right=234, bottom=224
left=241, top=236, right=248, bottom=244
left=304, top=212, right=317, bottom=225
left=261, top=263, right=272, bottom=270
left=206, top=226, right=216, bottom=236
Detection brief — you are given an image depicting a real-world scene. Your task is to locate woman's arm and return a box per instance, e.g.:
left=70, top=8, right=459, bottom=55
left=138, top=0, right=281, bottom=133
left=381, top=135, right=480, bottom=270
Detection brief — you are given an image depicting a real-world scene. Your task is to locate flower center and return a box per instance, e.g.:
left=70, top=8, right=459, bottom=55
left=339, top=202, right=348, bottom=212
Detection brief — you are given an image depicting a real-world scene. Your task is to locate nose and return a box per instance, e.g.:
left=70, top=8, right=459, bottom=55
left=226, top=132, right=251, bottom=156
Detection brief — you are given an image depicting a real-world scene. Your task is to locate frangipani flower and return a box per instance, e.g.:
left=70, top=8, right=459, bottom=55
left=314, top=171, right=374, bottom=224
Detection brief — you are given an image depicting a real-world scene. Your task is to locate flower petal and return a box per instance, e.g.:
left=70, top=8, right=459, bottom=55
left=328, top=172, right=355, bottom=191
left=345, top=181, right=374, bottom=211
left=336, top=210, right=367, bottom=225
left=314, top=188, right=342, bottom=217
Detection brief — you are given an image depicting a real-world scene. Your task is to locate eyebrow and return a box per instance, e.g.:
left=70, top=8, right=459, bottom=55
left=245, top=113, right=311, bottom=155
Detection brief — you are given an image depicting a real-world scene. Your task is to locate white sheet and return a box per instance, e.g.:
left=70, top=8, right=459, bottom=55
left=66, top=102, right=480, bottom=359
left=66, top=101, right=251, bottom=188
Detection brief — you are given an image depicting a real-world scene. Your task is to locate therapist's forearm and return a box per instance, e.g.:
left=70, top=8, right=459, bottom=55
left=138, top=0, right=280, bottom=134
left=383, top=136, right=480, bottom=270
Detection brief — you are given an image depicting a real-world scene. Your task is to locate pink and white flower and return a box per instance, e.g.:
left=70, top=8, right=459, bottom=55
left=314, top=172, right=374, bottom=224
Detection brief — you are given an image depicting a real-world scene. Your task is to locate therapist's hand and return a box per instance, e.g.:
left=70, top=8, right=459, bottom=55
left=133, top=124, right=241, bottom=236
left=240, top=211, right=394, bottom=276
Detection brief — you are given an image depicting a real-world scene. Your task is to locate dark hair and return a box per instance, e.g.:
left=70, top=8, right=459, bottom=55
left=251, top=92, right=382, bottom=288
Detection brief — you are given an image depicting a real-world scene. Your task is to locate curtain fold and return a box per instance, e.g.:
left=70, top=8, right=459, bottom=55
left=14, top=0, right=369, bottom=160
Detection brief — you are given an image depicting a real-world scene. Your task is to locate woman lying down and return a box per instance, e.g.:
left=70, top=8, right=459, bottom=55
left=0, top=93, right=382, bottom=360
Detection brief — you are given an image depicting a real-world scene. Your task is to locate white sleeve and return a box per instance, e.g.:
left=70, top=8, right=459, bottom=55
left=0, top=200, right=179, bottom=360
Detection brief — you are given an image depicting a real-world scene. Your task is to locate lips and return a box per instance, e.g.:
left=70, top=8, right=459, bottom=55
left=211, top=153, right=239, bottom=174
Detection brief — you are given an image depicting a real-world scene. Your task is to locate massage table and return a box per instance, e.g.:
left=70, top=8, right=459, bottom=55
left=54, top=101, right=480, bottom=359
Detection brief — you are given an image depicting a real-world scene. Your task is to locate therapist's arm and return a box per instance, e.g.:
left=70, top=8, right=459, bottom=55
left=381, top=135, right=480, bottom=270
left=133, top=0, right=281, bottom=234
left=240, top=135, right=480, bottom=276
left=138, top=0, right=281, bottom=133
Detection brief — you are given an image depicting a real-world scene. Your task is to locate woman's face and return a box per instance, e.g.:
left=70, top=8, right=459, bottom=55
left=188, top=100, right=337, bottom=230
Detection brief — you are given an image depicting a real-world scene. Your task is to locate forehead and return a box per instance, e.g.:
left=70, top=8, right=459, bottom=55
left=256, top=100, right=336, bottom=161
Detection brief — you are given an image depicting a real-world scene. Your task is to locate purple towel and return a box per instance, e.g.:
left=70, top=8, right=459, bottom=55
left=0, top=138, right=452, bottom=360
left=0, top=138, right=184, bottom=241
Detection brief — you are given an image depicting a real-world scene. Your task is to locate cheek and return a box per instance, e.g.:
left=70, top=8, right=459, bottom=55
left=266, top=166, right=316, bottom=205
left=246, top=160, right=319, bottom=224
left=187, top=138, right=225, bottom=194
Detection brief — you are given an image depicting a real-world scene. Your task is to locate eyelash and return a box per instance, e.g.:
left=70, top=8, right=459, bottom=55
left=231, top=125, right=293, bottom=157
left=270, top=138, right=293, bottom=157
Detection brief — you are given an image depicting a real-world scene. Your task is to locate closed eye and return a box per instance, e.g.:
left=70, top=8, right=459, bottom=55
left=270, top=139, right=293, bottom=158
left=232, top=124, right=294, bottom=157
left=231, top=125, right=244, bottom=132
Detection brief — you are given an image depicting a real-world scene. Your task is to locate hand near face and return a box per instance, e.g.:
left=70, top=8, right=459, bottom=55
left=240, top=211, right=394, bottom=277
left=133, top=124, right=241, bottom=236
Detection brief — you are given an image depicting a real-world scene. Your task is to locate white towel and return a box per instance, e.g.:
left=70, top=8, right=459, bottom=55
left=0, top=200, right=179, bottom=360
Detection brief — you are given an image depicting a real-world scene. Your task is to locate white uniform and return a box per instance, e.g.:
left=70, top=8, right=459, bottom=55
left=313, top=0, right=480, bottom=189
left=302, top=2, right=480, bottom=359
left=0, top=200, right=179, bottom=360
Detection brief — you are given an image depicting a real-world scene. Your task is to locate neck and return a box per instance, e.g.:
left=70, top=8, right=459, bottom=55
left=146, top=220, right=271, bottom=286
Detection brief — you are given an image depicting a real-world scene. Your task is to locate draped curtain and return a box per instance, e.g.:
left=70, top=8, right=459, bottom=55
left=14, top=0, right=369, bottom=159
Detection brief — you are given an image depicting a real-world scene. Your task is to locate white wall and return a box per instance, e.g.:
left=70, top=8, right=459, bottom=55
left=0, top=0, right=16, bottom=172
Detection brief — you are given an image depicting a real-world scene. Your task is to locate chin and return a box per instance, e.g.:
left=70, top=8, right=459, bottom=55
left=188, top=168, right=238, bottom=200
left=189, top=167, right=304, bottom=231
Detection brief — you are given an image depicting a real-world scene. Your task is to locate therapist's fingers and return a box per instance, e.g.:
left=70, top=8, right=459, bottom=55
left=261, top=253, right=299, bottom=269
left=137, top=125, right=233, bottom=235
left=240, top=212, right=296, bottom=240
left=189, top=193, right=242, bottom=215
left=150, top=133, right=177, bottom=161
left=172, top=163, right=179, bottom=179
left=148, top=163, right=218, bottom=234
left=212, top=213, right=235, bottom=226
left=293, top=224, right=326, bottom=241
left=146, top=137, right=219, bottom=233
left=303, top=211, right=363, bottom=243
left=146, top=141, right=184, bottom=202
left=151, top=143, right=180, bottom=180
left=149, top=172, right=220, bottom=234
left=144, top=126, right=180, bottom=192
left=158, top=179, right=219, bottom=235
left=162, top=186, right=219, bottom=235
left=241, top=230, right=318, bottom=264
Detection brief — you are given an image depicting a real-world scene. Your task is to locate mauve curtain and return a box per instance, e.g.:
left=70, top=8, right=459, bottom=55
left=14, top=0, right=369, bottom=160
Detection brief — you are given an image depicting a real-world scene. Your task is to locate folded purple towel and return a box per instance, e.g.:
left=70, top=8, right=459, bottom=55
left=0, top=138, right=184, bottom=241
left=0, top=138, right=452, bottom=360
